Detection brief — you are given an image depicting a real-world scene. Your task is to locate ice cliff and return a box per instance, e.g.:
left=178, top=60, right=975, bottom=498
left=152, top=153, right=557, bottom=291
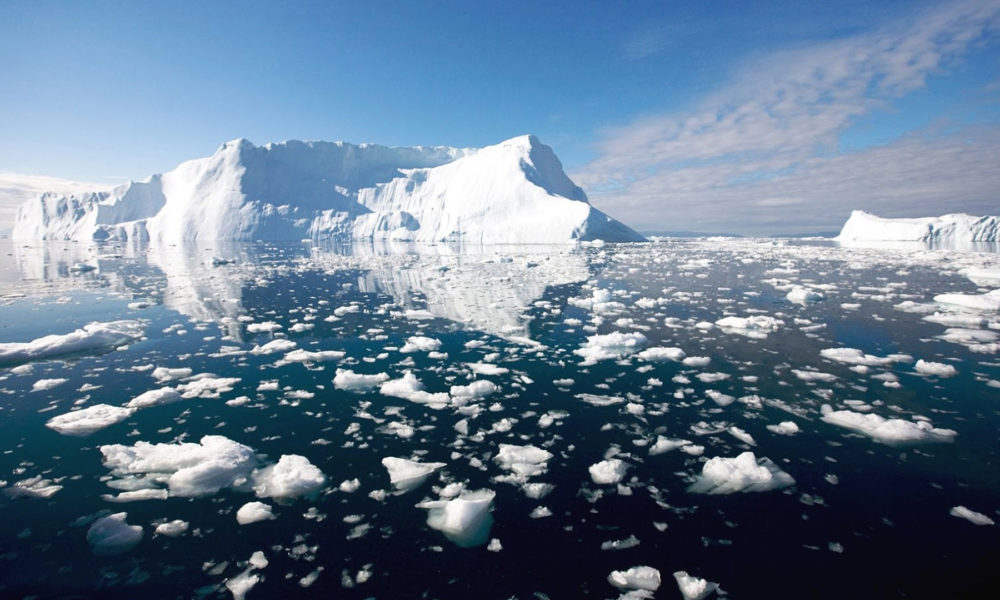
left=836, top=210, right=999, bottom=243
left=13, top=135, right=644, bottom=244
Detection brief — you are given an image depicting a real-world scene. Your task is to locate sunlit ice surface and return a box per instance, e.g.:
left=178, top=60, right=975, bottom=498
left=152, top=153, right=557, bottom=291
left=0, top=236, right=998, bottom=599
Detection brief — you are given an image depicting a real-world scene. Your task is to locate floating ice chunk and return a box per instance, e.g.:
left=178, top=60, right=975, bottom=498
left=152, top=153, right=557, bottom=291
left=575, top=393, right=626, bottom=406
left=380, top=371, right=451, bottom=408
left=177, top=375, right=241, bottom=399
left=786, top=286, right=824, bottom=306
left=608, top=566, right=661, bottom=592
left=46, top=404, right=134, bottom=436
left=3, top=476, right=63, bottom=499
left=125, top=387, right=181, bottom=409
left=820, top=406, right=957, bottom=445
left=250, top=338, right=297, bottom=355
left=574, top=332, right=647, bottom=365
left=705, top=390, right=735, bottom=406
left=86, top=512, right=143, bottom=556
left=450, top=380, right=499, bottom=402
left=530, top=506, right=553, bottom=519
left=282, top=349, right=345, bottom=363
left=154, top=519, right=189, bottom=536
left=494, top=444, right=553, bottom=481
left=102, top=488, right=169, bottom=502
left=31, top=377, right=68, bottom=392
left=246, top=321, right=282, bottom=334
left=937, top=327, right=1000, bottom=353
left=648, top=436, right=692, bottom=455
left=252, top=455, right=326, bottom=499
left=602, top=535, right=641, bottom=551
left=673, top=571, right=719, bottom=600
left=152, top=366, right=192, bottom=382
left=100, top=435, right=257, bottom=497
left=682, top=356, right=711, bottom=367
left=237, top=501, right=276, bottom=524
left=728, top=426, right=756, bottom=446
left=766, top=421, right=800, bottom=436
left=792, top=369, right=837, bottom=383
left=417, top=489, right=495, bottom=547
left=894, top=300, right=938, bottom=314
left=715, top=315, right=784, bottom=339
left=333, top=368, right=390, bottom=391
left=0, top=320, right=144, bottom=366
left=934, top=289, right=1000, bottom=312
left=637, top=346, right=686, bottom=362
left=400, top=336, right=443, bottom=353
left=688, top=451, right=795, bottom=494
left=950, top=505, right=995, bottom=526
left=226, top=569, right=260, bottom=600
left=962, top=267, right=1000, bottom=286
left=914, top=359, right=957, bottom=377
left=589, top=458, right=629, bottom=485
left=381, top=457, right=446, bottom=492
left=819, top=347, right=911, bottom=367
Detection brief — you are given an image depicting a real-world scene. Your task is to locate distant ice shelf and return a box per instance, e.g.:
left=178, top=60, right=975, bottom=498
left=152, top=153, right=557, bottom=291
left=13, top=135, right=644, bottom=244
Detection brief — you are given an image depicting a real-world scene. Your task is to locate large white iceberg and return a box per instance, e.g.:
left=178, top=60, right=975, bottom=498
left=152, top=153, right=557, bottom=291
left=13, top=135, right=644, bottom=244
left=836, top=210, right=999, bottom=244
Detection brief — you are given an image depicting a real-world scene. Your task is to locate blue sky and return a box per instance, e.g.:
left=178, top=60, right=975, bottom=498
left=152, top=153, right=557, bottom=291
left=1, top=0, right=998, bottom=234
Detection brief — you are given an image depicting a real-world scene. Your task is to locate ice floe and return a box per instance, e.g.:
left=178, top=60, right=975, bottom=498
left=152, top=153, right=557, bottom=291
left=715, top=315, right=784, bottom=339
left=100, top=435, right=257, bottom=497
left=820, top=406, right=957, bottom=445
left=417, top=488, right=495, bottom=547
left=46, top=404, right=134, bottom=436
left=949, top=505, right=995, bottom=526
left=575, top=332, right=647, bottom=365
left=608, top=566, right=661, bottom=592
left=87, top=512, right=143, bottom=556
left=687, top=451, right=795, bottom=494
left=237, top=501, right=276, bottom=525
left=251, top=454, right=326, bottom=499
left=673, top=571, right=720, bottom=600
left=0, top=320, right=144, bottom=366
left=381, top=457, right=446, bottom=492
left=589, top=458, right=629, bottom=485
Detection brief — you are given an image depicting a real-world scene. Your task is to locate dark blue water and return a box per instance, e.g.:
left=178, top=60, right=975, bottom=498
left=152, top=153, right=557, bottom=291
left=0, top=239, right=997, bottom=599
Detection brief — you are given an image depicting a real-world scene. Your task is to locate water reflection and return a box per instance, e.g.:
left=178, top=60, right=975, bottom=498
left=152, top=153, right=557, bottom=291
left=2, top=239, right=591, bottom=341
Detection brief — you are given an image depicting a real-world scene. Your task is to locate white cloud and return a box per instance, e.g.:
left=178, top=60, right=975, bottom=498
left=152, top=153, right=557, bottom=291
left=577, top=0, right=1000, bottom=234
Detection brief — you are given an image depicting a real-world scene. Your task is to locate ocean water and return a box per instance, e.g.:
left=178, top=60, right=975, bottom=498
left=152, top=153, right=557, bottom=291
left=0, top=237, right=998, bottom=599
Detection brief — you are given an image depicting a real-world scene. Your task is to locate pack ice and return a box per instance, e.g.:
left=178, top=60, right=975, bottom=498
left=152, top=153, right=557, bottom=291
left=13, top=135, right=644, bottom=244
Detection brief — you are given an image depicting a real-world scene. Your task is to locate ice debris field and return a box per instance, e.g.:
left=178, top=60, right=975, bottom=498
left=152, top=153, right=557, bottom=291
left=0, top=236, right=998, bottom=599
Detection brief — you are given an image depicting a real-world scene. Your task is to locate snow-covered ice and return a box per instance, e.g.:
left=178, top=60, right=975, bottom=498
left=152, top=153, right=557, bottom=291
left=0, top=320, right=144, bottom=366
left=687, top=451, right=795, bottom=494
left=381, top=457, right=446, bottom=492
left=821, top=406, right=957, bottom=445
left=417, top=489, right=496, bottom=547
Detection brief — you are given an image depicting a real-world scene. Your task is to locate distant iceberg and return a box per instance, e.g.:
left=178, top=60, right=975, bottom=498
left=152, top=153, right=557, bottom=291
left=835, top=210, right=999, bottom=244
left=13, top=135, right=644, bottom=244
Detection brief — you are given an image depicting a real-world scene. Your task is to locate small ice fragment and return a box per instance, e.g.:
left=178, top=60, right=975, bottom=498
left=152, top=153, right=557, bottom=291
left=236, top=501, right=275, bottom=525
left=950, top=505, right=995, bottom=526
left=87, top=512, right=143, bottom=556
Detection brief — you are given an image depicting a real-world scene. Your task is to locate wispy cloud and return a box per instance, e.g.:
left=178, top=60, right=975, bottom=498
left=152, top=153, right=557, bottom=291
left=578, top=0, right=1000, bottom=234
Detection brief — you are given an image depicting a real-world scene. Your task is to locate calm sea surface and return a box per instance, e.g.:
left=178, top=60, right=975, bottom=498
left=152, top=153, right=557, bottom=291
left=0, top=237, right=997, bottom=599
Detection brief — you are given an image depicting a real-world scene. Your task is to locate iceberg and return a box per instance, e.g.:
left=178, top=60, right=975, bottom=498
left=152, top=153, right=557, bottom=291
left=835, top=210, right=999, bottom=244
left=13, top=135, right=644, bottom=244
